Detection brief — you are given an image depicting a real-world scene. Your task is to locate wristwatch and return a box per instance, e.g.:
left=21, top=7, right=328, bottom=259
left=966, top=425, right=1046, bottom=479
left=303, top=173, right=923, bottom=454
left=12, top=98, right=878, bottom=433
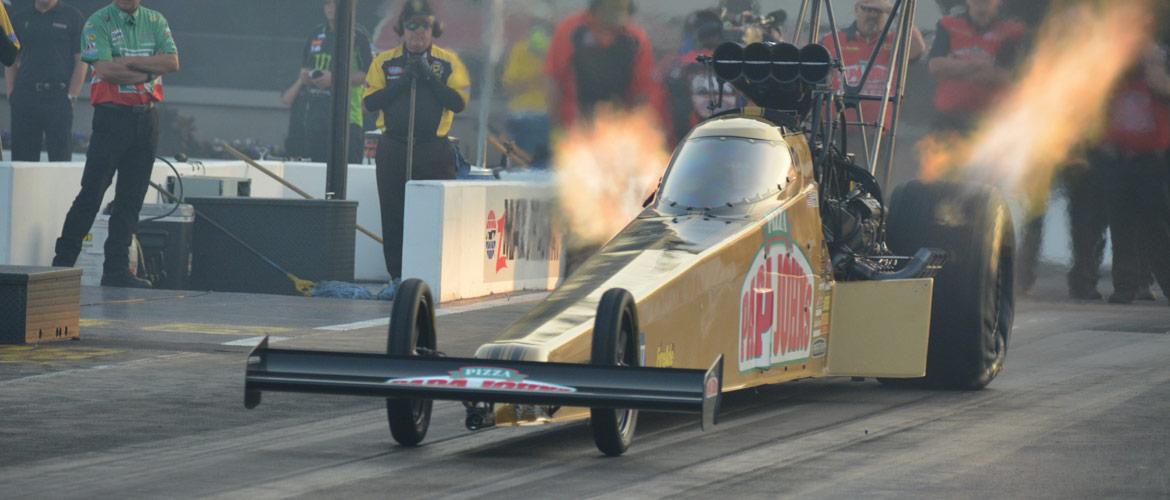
left=67, top=95, right=77, bottom=105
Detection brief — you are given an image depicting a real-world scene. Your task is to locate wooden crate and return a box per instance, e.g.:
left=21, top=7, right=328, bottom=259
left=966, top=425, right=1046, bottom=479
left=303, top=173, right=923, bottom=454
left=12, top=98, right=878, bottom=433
left=0, top=266, right=82, bottom=344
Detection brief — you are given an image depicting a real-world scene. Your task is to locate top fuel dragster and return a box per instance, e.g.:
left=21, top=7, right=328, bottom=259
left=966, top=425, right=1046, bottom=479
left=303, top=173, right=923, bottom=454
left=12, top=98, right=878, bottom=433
left=244, top=0, right=1014, bottom=456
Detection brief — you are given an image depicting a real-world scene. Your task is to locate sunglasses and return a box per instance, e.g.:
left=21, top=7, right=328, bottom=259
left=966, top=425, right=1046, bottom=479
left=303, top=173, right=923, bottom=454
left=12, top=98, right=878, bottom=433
left=405, top=21, right=432, bottom=31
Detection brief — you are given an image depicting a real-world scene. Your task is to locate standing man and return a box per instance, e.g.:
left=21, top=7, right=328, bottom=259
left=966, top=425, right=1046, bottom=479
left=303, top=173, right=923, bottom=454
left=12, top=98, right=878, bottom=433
left=545, top=0, right=665, bottom=130
left=6, top=0, right=86, bottom=162
left=927, top=0, right=1025, bottom=132
left=821, top=0, right=925, bottom=181
left=50, top=0, right=178, bottom=288
left=1, top=1, right=20, bottom=162
left=362, top=0, right=468, bottom=280
left=297, top=0, right=375, bottom=164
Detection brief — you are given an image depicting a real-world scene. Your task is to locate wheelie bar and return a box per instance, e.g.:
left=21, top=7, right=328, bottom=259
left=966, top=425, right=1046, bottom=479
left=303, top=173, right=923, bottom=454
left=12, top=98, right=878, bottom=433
left=244, top=337, right=723, bottom=429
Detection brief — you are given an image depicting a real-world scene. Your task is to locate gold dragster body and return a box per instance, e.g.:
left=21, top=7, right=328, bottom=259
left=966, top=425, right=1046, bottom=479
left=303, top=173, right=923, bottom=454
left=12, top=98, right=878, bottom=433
left=477, top=111, right=935, bottom=427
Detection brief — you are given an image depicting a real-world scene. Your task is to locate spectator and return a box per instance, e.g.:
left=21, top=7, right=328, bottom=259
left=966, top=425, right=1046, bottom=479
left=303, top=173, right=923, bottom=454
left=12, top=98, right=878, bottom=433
left=362, top=0, right=469, bottom=280
left=545, top=0, right=665, bottom=130
left=665, top=8, right=736, bottom=147
left=927, top=0, right=1025, bottom=133
left=1099, top=40, right=1170, bottom=304
left=763, top=9, right=787, bottom=43
left=821, top=0, right=924, bottom=183
left=500, top=16, right=552, bottom=167
left=0, top=0, right=19, bottom=162
left=296, top=0, right=375, bottom=164
left=7, top=0, right=86, bottom=162
left=51, top=0, right=179, bottom=288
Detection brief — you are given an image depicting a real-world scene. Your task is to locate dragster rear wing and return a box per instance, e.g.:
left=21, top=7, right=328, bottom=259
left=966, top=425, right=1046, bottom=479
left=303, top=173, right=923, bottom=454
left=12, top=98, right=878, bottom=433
left=244, top=337, right=723, bottom=429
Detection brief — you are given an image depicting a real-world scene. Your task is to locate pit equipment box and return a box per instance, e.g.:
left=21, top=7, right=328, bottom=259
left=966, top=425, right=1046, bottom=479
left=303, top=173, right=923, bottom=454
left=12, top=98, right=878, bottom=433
left=0, top=265, right=82, bottom=344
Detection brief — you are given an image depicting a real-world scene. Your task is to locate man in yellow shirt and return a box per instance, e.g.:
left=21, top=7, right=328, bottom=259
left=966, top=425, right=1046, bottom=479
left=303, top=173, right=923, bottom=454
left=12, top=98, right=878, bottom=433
left=362, top=0, right=469, bottom=280
left=500, top=19, right=551, bottom=167
left=1, top=1, right=20, bottom=161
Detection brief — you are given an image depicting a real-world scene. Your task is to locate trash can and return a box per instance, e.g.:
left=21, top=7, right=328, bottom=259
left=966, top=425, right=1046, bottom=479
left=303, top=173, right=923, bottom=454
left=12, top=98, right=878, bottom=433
left=188, top=197, right=357, bottom=295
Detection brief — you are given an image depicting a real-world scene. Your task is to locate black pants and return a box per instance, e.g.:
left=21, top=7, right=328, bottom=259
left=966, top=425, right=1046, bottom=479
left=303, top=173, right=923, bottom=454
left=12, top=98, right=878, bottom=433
left=375, top=134, right=455, bottom=279
left=1106, top=150, right=1170, bottom=297
left=52, top=105, right=159, bottom=275
left=1063, top=156, right=1111, bottom=293
left=10, top=86, right=74, bottom=161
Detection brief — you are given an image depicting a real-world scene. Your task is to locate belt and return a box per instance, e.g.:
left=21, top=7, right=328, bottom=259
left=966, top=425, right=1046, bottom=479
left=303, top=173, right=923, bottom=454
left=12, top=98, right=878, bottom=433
left=97, top=102, right=155, bottom=113
left=30, top=82, right=67, bottom=91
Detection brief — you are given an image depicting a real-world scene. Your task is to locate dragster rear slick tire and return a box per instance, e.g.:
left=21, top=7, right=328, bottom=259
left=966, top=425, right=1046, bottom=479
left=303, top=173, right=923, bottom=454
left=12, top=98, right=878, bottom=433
left=386, top=278, right=437, bottom=446
left=885, top=181, right=1016, bottom=390
left=590, top=288, right=641, bottom=456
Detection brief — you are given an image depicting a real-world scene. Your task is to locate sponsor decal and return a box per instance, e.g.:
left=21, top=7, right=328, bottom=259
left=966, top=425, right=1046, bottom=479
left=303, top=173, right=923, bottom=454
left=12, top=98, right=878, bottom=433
left=485, top=210, right=498, bottom=260
left=639, top=332, right=646, bottom=367
left=110, top=28, right=123, bottom=45
left=656, top=343, right=675, bottom=368
left=149, top=14, right=158, bottom=22
left=484, top=198, right=561, bottom=274
left=87, top=32, right=97, bottom=41
left=387, top=366, right=577, bottom=393
left=705, top=377, right=719, bottom=398
left=811, top=338, right=827, bottom=358
left=388, top=65, right=404, bottom=76
left=430, top=60, right=442, bottom=78
left=738, top=210, right=816, bottom=373
left=53, top=22, right=68, bottom=30
left=806, top=191, right=819, bottom=208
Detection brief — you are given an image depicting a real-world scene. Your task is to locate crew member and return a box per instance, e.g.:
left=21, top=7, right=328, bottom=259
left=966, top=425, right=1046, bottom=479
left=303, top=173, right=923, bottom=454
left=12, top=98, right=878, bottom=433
left=296, top=0, right=375, bottom=164
left=927, top=0, right=1025, bottom=132
left=1100, top=41, right=1170, bottom=305
left=7, top=0, right=86, bottom=162
left=545, top=0, right=665, bottom=129
left=667, top=9, right=736, bottom=146
left=821, top=0, right=925, bottom=181
left=51, top=0, right=179, bottom=288
left=362, top=0, right=468, bottom=280
left=0, top=1, right=20, bottom=162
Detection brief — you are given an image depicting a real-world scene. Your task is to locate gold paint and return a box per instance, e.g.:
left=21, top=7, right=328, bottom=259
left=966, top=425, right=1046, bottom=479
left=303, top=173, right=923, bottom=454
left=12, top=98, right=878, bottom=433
left=0, top=346, right=125, bottom=365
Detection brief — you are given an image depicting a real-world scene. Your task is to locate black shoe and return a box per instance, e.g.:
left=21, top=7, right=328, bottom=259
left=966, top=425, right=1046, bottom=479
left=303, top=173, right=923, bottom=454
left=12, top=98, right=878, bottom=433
left=1136, top=285, right=1158, bottom=301
left=1108, top=291, right=1135, bottom=304
left=100, top=272, right=153, bottom=289
left=1069, top=287, right=1103, bottom=300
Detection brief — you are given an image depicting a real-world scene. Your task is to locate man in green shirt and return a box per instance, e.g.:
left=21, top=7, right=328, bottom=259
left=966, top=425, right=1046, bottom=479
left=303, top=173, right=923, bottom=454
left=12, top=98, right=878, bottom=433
left=51, top=0, right=178, bottom=288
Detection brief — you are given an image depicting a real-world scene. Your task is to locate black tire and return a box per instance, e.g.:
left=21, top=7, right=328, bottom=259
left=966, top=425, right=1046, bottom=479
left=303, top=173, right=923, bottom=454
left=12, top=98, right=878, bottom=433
left=590, top=288, right=640, bottom=456
left=386, top=278, right=436, bottom=446
left=885, top=181, right=1016, bottom=390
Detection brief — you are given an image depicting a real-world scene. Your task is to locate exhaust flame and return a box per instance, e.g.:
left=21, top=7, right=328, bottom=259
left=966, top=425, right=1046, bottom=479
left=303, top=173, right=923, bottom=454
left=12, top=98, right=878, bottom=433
left=918, top=0, right=1154, bottom=211
left=552, top=106, right=671, bottom=245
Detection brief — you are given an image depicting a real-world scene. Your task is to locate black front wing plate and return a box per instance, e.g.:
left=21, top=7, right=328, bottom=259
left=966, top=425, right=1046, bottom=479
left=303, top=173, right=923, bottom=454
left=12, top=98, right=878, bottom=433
left=244, top=337, right=723, bottom=429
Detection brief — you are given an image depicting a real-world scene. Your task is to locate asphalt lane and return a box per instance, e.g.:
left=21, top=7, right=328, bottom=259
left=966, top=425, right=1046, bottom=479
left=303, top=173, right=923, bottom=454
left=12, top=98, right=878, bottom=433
left=1, top=271, right=1167, bottom=499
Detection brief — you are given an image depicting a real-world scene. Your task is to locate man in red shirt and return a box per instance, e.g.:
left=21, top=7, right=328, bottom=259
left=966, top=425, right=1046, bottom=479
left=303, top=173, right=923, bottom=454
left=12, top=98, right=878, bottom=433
left=544, top=0, right=665, bottom=130
left=1100, top=42, right=1170, bottom=305
left=927, top=0, right=1025, bottom=132
left=822, top=0, right=925, bottom=132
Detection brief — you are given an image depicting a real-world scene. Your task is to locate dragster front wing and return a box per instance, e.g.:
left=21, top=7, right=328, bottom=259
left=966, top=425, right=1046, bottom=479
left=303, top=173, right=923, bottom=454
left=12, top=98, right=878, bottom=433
left=244, top=337, right=723, bottom=429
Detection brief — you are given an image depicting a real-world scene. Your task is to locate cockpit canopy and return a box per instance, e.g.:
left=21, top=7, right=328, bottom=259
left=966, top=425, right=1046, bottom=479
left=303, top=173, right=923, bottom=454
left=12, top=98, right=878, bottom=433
left=655, top=117, right=794, bottom=215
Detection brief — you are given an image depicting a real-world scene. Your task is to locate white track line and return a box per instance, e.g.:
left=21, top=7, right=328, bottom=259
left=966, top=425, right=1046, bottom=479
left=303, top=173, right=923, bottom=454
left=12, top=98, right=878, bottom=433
left=220, top=336, right=290, bottom=346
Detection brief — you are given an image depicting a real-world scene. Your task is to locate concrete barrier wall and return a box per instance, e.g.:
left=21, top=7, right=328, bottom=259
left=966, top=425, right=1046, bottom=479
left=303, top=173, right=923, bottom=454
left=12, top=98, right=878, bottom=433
left=1, top=162, right=565, bottom=301
left=402, top=180, right=563, bottom=302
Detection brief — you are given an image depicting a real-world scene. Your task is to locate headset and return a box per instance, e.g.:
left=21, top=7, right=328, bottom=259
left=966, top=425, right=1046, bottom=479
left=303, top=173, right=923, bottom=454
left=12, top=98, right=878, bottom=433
left=393, top=1, right=443, bottom=38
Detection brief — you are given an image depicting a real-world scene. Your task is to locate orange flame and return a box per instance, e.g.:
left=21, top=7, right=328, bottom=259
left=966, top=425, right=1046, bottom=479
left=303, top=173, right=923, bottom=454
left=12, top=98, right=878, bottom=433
left=552, top=106, right=671, bottom=245
left=919, top=0, right=1154, bottom=211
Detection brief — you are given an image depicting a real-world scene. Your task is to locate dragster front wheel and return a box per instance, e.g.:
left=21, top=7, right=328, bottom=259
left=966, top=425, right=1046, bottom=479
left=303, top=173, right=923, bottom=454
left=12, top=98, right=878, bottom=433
left=386, top=278, right=437, bottom=446
left=590, top=288, right=640, bottom=456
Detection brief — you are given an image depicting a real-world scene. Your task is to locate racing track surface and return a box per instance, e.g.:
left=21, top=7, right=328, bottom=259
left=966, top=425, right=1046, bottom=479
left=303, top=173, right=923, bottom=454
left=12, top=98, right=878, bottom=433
left=1, top=268, right=1168, bottom=499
